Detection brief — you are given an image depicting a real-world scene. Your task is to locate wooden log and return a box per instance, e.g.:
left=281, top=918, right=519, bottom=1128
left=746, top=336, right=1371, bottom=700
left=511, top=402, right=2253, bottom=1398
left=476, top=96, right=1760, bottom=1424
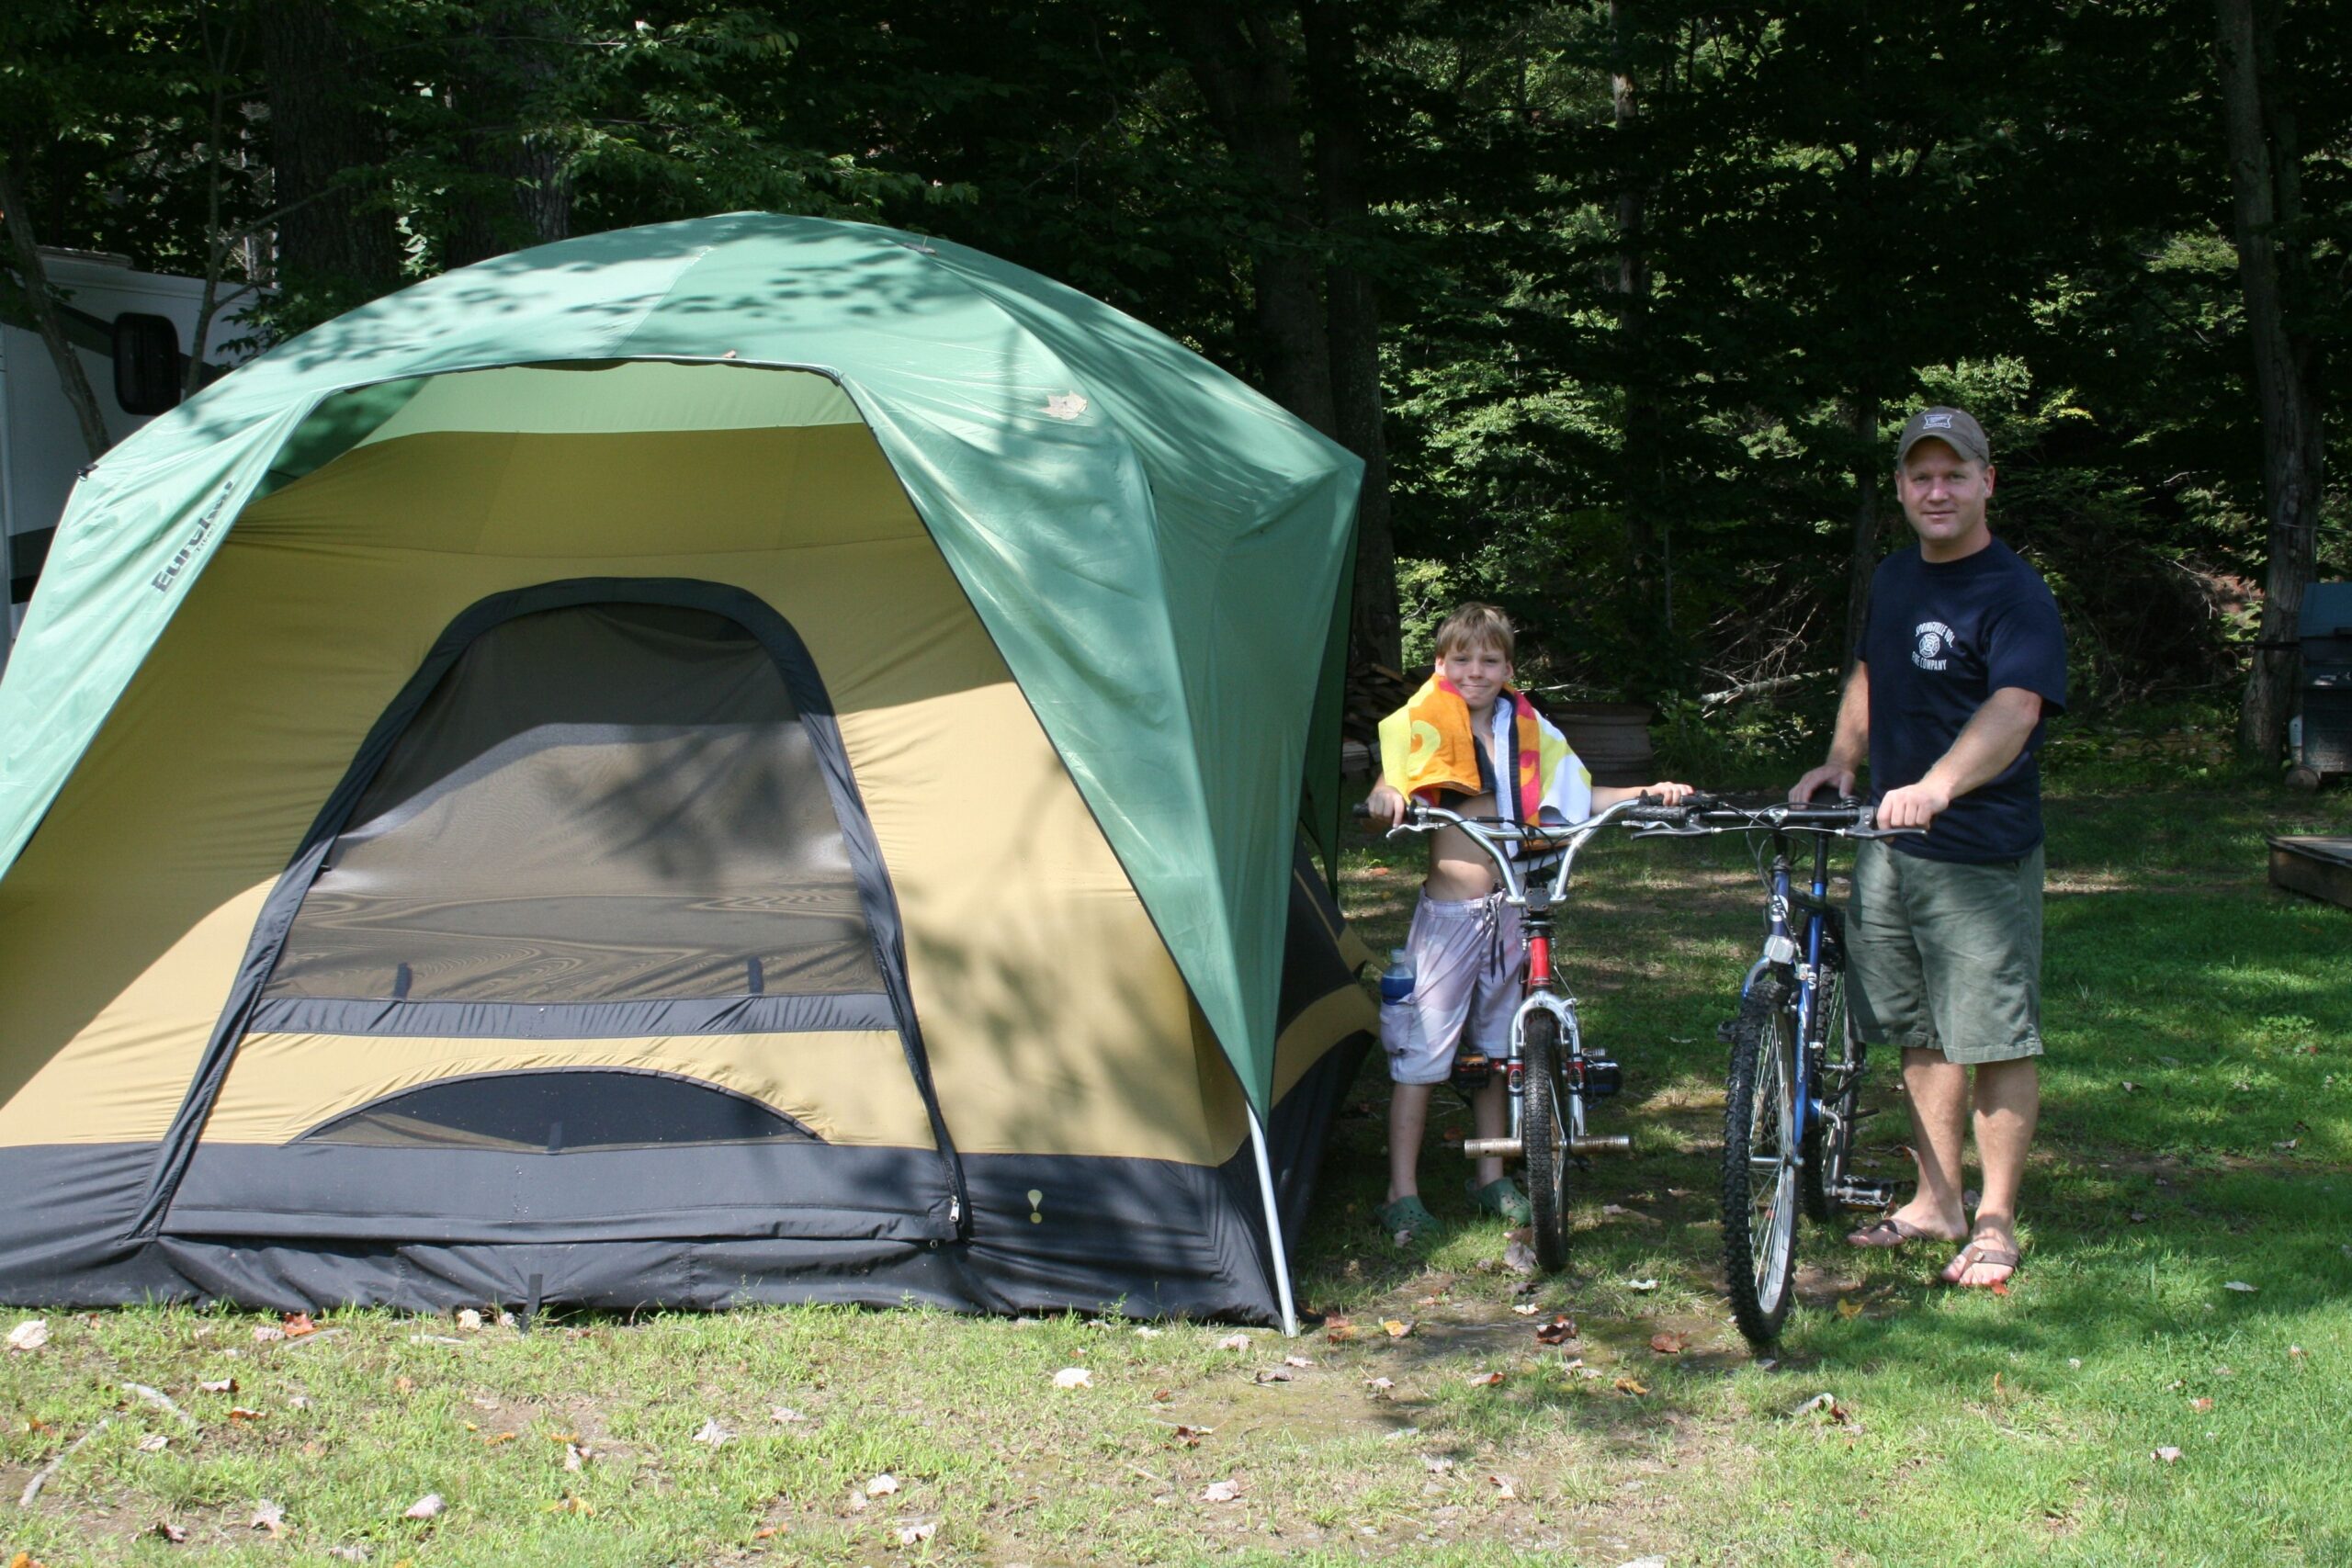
left=2268, top=837, right=2352, bottom=910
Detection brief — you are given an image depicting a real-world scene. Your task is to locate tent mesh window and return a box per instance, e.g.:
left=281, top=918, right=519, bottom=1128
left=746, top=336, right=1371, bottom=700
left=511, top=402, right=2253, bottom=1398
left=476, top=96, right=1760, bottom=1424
left=299, top=1069, right=816, bottom=1152
left=265, top=602, right=884, bottom=1006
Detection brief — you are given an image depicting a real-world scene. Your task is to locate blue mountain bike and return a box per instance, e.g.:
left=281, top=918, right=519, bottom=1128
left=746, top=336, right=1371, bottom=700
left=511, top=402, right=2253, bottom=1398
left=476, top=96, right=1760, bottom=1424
left=1634, top=795, right=1913, bottom=1348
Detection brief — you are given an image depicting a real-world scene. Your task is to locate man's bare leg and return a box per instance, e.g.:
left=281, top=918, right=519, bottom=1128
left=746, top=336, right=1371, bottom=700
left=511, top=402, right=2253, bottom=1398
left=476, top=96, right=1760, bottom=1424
left=1946, top=1056, right=2037, bottom=1284
left=1387, top=1082, right=1435, bottom=1203
left=1884, top=1046, right=1971, bottom=1238
left=1470, top=1075, right=1507, bottom=1191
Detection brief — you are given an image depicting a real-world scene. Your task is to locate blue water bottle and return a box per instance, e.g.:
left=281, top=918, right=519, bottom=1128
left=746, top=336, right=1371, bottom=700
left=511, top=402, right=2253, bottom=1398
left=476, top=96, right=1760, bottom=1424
left=1379, top=949, right=1422, bottom=1061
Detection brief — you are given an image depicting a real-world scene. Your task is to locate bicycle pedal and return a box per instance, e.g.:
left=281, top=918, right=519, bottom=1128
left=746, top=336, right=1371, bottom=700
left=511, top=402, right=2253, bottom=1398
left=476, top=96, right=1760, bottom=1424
left=1450, top=1053, right=1496, bottom=1089
left=1833, top=1179, right=1896, bottom=1211
left=1575, top=1055, right=1622, bottom=1098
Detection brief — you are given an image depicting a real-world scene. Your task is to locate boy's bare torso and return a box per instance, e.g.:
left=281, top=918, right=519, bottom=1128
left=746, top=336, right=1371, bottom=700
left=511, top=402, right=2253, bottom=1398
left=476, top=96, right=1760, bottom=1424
left=1425, top=712, right=1507, bottom=900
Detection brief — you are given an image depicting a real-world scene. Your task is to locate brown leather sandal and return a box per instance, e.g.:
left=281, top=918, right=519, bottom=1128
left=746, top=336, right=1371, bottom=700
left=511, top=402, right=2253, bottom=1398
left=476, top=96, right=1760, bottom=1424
left=1846, top=1215, right=1939, bottom=1248
left=1944, top=1240, right=2021, bottom=1288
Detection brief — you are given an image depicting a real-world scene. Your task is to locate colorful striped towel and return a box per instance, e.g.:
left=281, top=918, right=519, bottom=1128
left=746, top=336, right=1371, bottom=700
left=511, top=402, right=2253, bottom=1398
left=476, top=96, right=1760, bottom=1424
left=1377, top=676, right=1593, bottom=825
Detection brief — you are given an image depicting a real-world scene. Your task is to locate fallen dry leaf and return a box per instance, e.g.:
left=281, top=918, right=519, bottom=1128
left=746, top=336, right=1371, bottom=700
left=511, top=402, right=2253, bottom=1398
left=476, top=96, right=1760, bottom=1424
left=403, top=1495, right=445, bottom=1521
left=547, top=1494, right=594, bottom=1515
left=865, top=1472, right=900, bottom=1497
left=1323, top=1316, right=1359, bottom=1343
left=251, top=1325, right=285, bottom=1344
left=1796, top=1392, right=1850, bottom=1423
left=691, top=1418, right=733, bottom=1446
left=2190, top=1397, right=2213, bottom=1413
left=1216, top=1333, right=1251, bottom=1351
left=138, top=1434, right=170, bottom=1453
left=250, top=1499, right=287, bottom=1538
left=1283, top=1354, right=1313, bottom=1369
left=6, top=1320, right=48, bottom=1354
left=149, top=1520, right=189, bottom=1543
left=1052, top=1367, right=1093, bottom=1389
left=391, top=1376, right=414, bottom=1394
left=1201, top=1479, right=1242, bottom=1503
left=1536, top=1315, right=1578, bottom=1345
left=1488, top=1473, right=1518, bottom=1500
left=770, top=1405, right=805, bottom=1424
left=1152, top=1387, right=1173, bottom=1402
left=563, top=1443, right=589, bottom=1472
left=1511, top=1303, right=1542, bottom=1316
left=456, top=1309, right=485, bottom=1331
left=198, top=1377, right=237, bottom=1394
left=751, top=1526, right=781, bottom=1541
left=1383, top=1319, right=1414, bottom=1338
left=1614, top=1377, right=1649, bottom=1396
left=1502, top=1238, right=1539, bottom=1275
left=1171, top=1425, right=1209, bottom=1448
left=1466, top=1370, right=1505, bottom=1387
left=898, top=1521, right=938, bottom=1545
left=1252, top=1366, right=1293, bottom=1384
left=1650, top=1331, right=1688, bottom=1354
left=480, top=1432, right=515, bottom=1448
left=2154, top=1446, right=2182, bottom=1463
left=1625, top=1278, right=1660, bottom=1292
left=228, top=1406, right=265, bottom=1422
left=281, top=1313, right=318, bottom=1339
left=1420, top=1454, right=1454, bottom=1472
left=1365, top=1376, right=1395, bottom=1393
left=1836, top=1296, right=1864, bottom=1320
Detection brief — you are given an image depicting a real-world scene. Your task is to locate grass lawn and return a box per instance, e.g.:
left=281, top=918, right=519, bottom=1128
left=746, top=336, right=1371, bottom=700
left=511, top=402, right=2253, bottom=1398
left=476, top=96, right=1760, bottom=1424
left=4, top=774, right=2348, bottom=1566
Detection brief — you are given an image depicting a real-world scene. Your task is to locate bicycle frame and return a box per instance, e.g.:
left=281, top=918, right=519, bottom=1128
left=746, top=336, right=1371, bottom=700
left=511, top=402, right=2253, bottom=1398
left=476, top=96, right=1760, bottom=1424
left=1737, top=828, right=1838, bottom=1157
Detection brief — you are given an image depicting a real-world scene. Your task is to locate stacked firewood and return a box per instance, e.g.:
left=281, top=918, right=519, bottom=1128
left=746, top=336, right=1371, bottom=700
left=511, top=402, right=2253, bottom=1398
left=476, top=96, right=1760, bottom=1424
left=1342, top=662, right=1418, bottom=741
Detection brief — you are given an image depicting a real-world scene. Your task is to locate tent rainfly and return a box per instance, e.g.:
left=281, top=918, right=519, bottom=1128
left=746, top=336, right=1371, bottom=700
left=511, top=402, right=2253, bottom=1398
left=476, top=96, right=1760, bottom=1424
left=0, top=214, right=1374, bottom=1328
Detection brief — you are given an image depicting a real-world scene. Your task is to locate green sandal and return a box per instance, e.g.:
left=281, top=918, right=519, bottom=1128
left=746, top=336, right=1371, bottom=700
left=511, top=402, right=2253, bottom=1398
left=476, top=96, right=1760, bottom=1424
left=1467, top=1178, right=1532, bottom=1224
left=1374, top=1194, right=1440, bottom=1240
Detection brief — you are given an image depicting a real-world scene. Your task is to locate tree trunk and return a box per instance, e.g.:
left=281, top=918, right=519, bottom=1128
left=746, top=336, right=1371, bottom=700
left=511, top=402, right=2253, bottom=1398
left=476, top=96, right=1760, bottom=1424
left=2214, top=0, right=2324, bottom=761
left=1304, top=0, right=1397, bottom=670
left=1608, top=0, right=1657, bottom=589
left=0, top=150, right=111, bottom=462
left=259, top=0, right=402, bottom=330
left=1162, top=6, right=1337, bottom=436
left=1843, top=387, right=1882, bottom=671
left=442, top=0, right=575, bottom=269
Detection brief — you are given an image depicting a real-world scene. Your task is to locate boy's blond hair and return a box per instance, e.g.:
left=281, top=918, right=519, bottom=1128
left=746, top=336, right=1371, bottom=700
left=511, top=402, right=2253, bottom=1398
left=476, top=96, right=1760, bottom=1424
left=1431, top=602, right=1516, bottom=662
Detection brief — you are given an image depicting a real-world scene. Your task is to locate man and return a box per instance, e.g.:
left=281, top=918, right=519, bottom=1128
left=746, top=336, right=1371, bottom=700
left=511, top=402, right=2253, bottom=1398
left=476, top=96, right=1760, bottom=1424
left=1792, top=406, right=2066, bottom=1289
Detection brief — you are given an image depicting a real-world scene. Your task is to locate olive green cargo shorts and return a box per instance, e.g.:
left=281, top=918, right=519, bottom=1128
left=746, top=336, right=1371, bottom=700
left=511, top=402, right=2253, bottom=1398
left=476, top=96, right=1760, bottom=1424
left=1847, top=838, right=2044, bottom=1066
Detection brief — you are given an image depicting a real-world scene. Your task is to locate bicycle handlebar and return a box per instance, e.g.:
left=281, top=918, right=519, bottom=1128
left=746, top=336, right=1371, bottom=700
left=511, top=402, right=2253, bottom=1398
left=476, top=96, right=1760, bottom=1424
left=1618, top=792, right=1921, bottom=839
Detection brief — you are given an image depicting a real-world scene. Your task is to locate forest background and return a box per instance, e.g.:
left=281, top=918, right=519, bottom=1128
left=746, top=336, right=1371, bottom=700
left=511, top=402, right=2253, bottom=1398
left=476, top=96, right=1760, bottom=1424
left=2, top=0, right=2344, bottom=766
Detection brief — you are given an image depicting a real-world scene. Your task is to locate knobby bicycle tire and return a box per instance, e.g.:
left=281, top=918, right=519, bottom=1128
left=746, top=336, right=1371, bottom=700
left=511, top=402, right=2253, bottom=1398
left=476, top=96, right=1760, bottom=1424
left=1800, top=956, right=1865, bottom=1224
left=1521, top=1010, right=1572, bottom=1273
left=1723, top=975, right=1800, bottom=1348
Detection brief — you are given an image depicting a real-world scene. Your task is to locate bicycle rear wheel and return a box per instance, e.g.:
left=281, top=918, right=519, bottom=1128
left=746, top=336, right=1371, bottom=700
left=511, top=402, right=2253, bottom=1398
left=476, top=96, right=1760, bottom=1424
left=1723, top=976, right=1799, bottom=1348
left=1801, top=955, right=1865, bottom=1223
left=1521, top=1010, right=1572, bottom=1273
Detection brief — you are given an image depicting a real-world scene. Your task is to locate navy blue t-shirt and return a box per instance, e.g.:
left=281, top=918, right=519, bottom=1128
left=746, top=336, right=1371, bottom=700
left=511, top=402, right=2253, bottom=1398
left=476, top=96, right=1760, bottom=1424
left=1859, top=538, right=2067, bottom=863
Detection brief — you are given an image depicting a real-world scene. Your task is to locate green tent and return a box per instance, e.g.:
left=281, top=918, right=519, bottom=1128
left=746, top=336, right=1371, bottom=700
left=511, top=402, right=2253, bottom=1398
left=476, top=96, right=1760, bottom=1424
left=0, top=215, right=1369, bottom=1326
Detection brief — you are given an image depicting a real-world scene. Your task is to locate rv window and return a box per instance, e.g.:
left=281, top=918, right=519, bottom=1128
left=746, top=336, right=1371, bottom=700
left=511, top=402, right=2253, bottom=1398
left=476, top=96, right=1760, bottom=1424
left=112, top=312, right=182, bottom=414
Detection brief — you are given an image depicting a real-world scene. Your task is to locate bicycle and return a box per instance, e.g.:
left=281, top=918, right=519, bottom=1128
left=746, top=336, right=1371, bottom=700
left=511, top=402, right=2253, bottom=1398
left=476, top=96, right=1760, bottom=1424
left=1627, top=795, right=1915, bottom=1348
left=1355, top=795, right=1668, bottom=1270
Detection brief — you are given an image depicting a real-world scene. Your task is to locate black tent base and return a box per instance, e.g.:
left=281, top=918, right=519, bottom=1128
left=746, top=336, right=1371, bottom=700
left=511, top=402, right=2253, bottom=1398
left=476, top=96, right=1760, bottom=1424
left=0, top=1035, right=1369, bottom=1325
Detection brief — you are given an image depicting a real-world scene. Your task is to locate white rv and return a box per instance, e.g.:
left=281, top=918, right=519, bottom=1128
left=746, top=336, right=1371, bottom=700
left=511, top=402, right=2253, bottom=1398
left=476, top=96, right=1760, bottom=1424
left=1, top=249, right=253, bottom=672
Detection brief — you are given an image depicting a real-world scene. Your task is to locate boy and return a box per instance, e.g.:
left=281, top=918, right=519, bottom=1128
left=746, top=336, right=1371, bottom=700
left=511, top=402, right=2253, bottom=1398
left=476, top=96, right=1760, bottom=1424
left=1363, top=603, right=1691, bottom=1238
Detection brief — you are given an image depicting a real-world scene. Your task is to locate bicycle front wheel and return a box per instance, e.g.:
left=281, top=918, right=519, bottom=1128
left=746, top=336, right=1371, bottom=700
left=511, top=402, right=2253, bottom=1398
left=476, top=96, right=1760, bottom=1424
left=1723, top=976, right=1799, bottom=1348
left=1521, top=1009, right=1572, bottom=1273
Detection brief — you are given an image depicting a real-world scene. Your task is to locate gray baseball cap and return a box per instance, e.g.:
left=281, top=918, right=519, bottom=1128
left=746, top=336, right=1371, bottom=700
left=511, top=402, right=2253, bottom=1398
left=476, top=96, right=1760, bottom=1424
left=1895, top=406, right=1991, bottom=466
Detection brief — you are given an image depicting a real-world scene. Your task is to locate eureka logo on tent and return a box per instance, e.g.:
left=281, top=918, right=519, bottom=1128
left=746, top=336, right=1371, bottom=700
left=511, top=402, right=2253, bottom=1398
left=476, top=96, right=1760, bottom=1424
left=151, top=480, right=237, bottom=593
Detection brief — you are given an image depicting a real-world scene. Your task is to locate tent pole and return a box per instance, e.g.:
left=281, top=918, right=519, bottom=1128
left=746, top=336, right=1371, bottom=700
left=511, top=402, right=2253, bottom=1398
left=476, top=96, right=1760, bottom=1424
left=1246, top=1105, right=1299, bottom=1337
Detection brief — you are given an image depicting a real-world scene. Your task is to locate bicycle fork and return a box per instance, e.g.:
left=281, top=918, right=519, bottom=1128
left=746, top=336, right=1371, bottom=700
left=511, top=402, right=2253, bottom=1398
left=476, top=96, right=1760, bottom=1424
left=1461, top=913, right=1632, bottom=1162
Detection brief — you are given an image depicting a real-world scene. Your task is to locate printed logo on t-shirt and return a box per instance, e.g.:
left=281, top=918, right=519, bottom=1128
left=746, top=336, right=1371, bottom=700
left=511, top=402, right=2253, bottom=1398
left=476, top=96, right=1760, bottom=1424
left=1912, top=620, right=1959, bottom=671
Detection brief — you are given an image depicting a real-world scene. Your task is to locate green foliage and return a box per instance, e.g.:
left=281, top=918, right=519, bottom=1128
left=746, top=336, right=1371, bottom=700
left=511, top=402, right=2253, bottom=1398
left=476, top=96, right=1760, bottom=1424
left=2, top=1, right=2345, bottom=713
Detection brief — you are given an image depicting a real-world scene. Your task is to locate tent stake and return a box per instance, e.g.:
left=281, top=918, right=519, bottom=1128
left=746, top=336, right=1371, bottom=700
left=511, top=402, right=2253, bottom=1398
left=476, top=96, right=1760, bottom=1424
left=1246, top=1105, right=1299, bottom=1337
